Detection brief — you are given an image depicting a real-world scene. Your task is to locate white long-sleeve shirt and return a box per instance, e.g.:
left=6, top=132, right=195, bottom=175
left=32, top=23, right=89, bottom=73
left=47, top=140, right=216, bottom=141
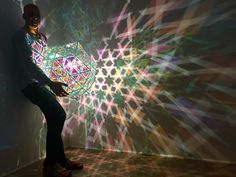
left=12, top=26, right=52, bottom=90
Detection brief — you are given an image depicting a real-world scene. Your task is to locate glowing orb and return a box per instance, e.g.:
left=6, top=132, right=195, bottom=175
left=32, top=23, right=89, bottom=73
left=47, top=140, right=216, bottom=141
left=37, top=42, right=96, bottom=99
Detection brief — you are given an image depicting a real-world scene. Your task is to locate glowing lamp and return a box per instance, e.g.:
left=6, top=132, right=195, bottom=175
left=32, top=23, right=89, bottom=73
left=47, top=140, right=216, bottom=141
left=36, top=42, right=96, bottom=99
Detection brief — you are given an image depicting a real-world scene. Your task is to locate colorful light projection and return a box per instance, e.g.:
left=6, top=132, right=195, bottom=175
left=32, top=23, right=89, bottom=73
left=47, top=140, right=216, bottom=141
left=19, top=0, right=236, bottom=162
left=32, top=41, right=96, bottom=98
left=57, top=0, right=236, bottom=162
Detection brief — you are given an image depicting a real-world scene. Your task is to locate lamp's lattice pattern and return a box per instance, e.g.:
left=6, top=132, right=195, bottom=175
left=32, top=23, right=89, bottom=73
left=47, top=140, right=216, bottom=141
left=33, top=41, right=96, bottom=98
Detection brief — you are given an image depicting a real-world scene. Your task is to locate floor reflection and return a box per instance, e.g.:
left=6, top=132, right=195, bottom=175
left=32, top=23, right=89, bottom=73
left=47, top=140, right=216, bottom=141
left=5, top=148, right=236, bottom=177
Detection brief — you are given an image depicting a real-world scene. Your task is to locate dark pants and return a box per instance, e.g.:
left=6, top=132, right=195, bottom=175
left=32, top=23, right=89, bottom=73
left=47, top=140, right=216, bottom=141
left=22, top=82, right=67, bottom=167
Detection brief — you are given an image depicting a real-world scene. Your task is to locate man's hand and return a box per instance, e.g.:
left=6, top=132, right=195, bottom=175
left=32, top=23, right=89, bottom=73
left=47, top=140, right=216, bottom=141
left=48, top=81, right=69, bottom=97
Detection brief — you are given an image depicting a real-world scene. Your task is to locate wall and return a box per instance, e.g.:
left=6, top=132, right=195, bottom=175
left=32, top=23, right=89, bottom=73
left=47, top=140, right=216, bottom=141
left=0, top=0, right=46, bottom=176
left=54, top=0, right=236, bottom=163
left=0, top=1, right=236, bottom=176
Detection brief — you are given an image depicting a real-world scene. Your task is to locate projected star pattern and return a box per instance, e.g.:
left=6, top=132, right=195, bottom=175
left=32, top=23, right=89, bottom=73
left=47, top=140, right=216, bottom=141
left=58, top=0, right=236, bottom=162
left=13, top=0, right=235, bottom=162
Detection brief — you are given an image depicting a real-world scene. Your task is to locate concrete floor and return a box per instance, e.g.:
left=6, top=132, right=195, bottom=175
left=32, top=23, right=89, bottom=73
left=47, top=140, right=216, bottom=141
left=4, top=148, right=236, bottom=177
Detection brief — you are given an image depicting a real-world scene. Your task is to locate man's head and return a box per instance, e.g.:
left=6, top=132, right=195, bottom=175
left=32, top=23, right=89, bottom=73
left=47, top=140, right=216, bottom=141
left=23, top=4, right=41, bottom=29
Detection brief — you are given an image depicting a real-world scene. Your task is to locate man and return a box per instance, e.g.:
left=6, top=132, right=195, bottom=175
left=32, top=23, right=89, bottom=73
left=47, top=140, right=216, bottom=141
left=12, top=4, right=83, bottom=177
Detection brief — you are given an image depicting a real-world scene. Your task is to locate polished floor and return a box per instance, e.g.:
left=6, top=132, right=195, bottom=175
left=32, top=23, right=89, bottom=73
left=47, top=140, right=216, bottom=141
left=5, top=148, right=236, bottom=177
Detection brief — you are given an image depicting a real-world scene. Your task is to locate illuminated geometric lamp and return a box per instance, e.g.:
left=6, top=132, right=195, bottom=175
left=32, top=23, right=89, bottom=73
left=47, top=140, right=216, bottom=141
left=38, top=42, right=96, bottom=99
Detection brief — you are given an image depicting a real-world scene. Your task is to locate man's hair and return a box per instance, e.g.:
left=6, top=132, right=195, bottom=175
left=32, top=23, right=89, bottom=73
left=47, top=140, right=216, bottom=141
left=23, top=3, right=39, bottom=14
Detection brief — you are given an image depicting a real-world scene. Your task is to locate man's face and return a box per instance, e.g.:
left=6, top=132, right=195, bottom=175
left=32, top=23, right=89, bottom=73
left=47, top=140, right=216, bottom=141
left=23, top=8, right=41, bottom=28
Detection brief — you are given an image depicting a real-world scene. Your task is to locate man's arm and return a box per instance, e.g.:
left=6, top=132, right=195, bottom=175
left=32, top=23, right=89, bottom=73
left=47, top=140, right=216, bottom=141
left=12, top=31, right=68, bottom=97
left=12, top=31, right=53, bottom=86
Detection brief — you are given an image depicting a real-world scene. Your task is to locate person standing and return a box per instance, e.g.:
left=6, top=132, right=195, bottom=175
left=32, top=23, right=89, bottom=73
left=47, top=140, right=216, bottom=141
left=12, top=4, right=83, bottom=177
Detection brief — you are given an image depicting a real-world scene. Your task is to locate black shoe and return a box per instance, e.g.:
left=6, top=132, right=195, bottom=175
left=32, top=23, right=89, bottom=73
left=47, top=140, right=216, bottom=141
left=60, top=159, right=84, bottom=170
left=43, top=163, right=72, bottom=177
